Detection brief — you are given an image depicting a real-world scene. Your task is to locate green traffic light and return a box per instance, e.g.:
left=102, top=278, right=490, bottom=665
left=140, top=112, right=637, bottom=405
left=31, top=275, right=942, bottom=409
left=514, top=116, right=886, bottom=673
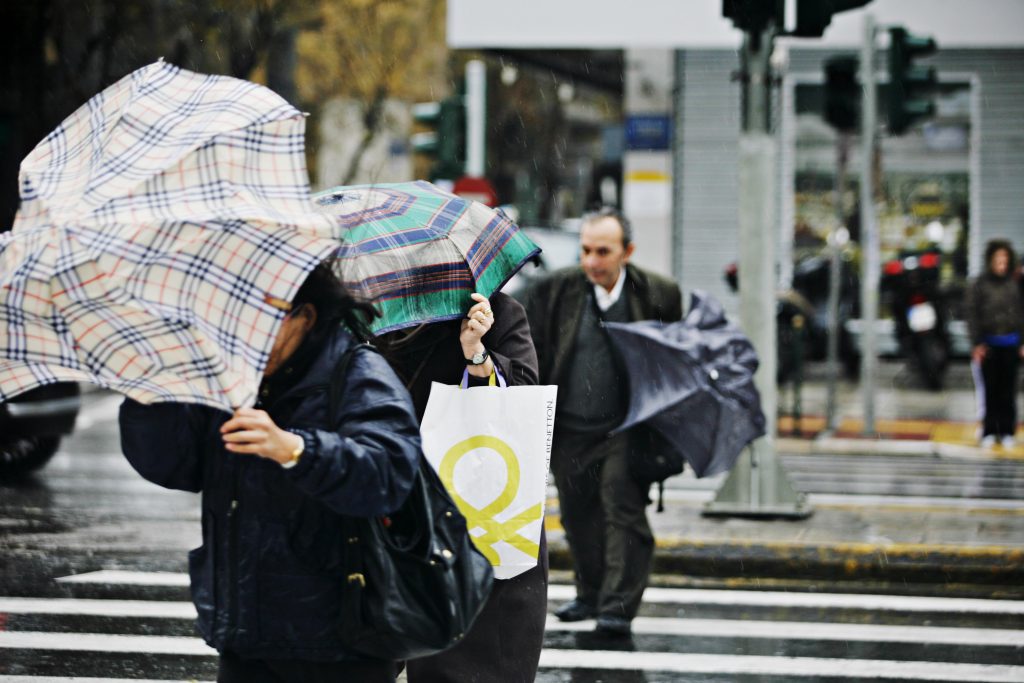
left=824, top=55, right=860, bottom=132
left=888, top=26, right=939, bottom=135
left=411, top=96, right=465, bottom=181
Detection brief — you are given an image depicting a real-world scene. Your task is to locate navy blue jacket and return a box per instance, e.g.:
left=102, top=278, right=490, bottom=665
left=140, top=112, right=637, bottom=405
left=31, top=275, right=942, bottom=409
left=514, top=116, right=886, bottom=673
left=119, top=327, right=421, bottom=661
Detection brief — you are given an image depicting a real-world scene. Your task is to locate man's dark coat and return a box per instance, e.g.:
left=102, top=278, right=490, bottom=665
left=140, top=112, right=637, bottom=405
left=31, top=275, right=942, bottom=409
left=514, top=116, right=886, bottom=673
left=523, top=263, right=683, bottom=471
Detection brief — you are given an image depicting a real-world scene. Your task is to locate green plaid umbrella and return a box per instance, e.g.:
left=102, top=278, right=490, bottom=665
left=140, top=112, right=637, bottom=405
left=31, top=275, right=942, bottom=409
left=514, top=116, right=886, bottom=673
left=314, top=182, right=539, bottom=334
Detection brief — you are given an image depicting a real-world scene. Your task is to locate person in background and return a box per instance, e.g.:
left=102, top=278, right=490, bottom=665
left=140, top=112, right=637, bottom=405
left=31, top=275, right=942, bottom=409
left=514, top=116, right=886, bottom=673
left=522, top=207, right=682, bottom=636
left=119, top=263, right=422, bottom=683
left=376, top=291, right=547, bottom=683
left=965, top=239, right=1024, bottom=448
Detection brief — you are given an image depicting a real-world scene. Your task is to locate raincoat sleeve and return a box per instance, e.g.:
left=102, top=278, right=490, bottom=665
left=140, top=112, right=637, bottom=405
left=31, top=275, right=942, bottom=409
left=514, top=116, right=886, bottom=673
left=964, top=278, right=979, bottom=345
left=118, top=398, right=216, bottom=493
left=283, top=346, right=422, bottom=517
left=480, top=292, right=540, bottom=387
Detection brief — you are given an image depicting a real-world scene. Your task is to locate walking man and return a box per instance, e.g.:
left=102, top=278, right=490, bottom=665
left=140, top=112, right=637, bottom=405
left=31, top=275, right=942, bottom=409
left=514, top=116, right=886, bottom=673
left=523, top=208, right=682, bottom=635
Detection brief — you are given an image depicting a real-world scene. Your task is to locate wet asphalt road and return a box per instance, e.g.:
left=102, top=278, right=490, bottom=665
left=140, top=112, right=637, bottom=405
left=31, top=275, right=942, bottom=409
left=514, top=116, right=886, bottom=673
left=1, top=390, right=1022, bottom=682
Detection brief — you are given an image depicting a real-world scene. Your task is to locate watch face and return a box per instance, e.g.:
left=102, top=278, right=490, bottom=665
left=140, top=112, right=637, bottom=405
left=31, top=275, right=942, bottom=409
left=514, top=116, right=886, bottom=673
left=472, top=352, right=485, bottom=364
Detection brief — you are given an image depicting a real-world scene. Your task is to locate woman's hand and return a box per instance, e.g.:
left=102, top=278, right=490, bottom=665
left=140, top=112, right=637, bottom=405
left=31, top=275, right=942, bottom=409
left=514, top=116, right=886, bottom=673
left=221, top=407, right=303, bottom=465
left=461, top=292, right=495, bottom=378
left=972, top=344, right=988, bottom=364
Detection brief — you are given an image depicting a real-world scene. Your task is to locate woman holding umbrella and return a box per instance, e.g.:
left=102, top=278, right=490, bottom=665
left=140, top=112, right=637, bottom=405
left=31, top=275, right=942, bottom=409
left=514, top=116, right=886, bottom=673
left=376, top=290, right=548, bottom=683
left=119, top=263, right=423, bottom=682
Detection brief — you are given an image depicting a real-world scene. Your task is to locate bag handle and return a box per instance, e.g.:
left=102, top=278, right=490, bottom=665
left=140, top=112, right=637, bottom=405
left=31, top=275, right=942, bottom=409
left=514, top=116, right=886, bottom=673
left=459, top=365, right=507, bottom=389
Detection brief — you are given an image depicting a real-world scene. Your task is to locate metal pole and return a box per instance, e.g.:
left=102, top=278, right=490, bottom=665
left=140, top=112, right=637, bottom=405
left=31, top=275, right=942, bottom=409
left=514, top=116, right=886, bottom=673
left=465, top=60, right=487, bottom=178
left=825, top=132, right=850, bottom=432
left=705, top=25, right=810, bottom=519
left=671, top=49, right=686, bottom=283
left=859, top=15, right=879, bottom=436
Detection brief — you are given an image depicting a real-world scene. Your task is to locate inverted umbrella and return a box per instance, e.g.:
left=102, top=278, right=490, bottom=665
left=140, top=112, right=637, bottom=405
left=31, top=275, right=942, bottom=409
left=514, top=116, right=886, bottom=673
left=313, top=182, right=539, bottom=334
left=604, top=290, right=766, bottom=478
left=0, top=61, right=341, bottom=411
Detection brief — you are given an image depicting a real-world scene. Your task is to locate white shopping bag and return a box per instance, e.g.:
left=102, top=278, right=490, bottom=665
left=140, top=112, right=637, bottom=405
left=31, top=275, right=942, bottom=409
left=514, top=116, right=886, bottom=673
left=420, top=377, right=557, bottom=579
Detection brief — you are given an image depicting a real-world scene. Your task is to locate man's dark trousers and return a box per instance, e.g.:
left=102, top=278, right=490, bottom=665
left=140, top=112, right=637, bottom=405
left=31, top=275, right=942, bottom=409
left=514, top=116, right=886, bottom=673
left=552, top=430, right=653, bottom=620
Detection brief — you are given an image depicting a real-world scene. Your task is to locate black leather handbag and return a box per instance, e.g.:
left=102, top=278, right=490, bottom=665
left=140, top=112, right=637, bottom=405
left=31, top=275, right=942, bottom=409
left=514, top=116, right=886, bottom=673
left=330, top=343, right=494, bottom=660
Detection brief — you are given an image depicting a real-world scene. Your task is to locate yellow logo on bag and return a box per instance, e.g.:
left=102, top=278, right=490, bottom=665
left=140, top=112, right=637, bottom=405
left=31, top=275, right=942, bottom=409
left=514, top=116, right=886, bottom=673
left=439, top=435, right=542, bottom=567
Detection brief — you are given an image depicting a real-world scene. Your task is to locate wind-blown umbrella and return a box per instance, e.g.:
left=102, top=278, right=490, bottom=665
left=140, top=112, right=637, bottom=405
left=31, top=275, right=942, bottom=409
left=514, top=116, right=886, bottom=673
left=0, top=61, right=341, bottom=411
left=313, top=182, right=539, bottom=334
left=604, top=290, right=766, bottom=478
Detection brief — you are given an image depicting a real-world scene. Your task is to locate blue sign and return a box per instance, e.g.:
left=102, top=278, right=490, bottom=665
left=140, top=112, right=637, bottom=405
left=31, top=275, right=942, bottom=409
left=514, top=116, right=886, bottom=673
left=625, top=114, right=672, bottom=151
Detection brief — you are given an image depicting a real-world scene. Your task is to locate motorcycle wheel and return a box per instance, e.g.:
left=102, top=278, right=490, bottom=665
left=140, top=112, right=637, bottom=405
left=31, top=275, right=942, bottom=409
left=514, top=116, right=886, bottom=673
left=0, top=436, right=61, bottom=480
left=914, top=333, right=948, bottom=391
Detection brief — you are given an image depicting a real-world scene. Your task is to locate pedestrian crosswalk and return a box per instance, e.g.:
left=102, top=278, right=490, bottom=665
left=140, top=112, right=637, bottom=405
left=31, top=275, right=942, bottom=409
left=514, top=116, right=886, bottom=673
left=1, top=571, right=1021, bottom=682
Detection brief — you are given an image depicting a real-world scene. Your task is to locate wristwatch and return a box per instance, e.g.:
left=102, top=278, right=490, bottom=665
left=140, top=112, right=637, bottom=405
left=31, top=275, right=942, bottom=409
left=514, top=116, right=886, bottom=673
left=465, top=348, right=490, bottom=366
left=280, top=433, right=305, bottom=469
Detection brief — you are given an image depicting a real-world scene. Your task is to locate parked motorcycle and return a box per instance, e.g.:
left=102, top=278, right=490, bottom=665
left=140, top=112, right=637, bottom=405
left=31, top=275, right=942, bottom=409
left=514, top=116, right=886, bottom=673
left=0, top=383, right=81, bottom=478
left=880, top=247, right=950, bottom=390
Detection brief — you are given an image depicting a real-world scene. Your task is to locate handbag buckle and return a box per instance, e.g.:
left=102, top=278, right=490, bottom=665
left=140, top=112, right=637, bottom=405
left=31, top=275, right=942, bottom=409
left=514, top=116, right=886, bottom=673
left=347, top=572, right=366, bottom=588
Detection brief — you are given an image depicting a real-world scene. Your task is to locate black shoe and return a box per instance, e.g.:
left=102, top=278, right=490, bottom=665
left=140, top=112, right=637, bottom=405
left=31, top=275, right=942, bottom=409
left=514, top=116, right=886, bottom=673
left=594, top=615, right=632, bottom=636
left=554, top=599, right=597, bottom=622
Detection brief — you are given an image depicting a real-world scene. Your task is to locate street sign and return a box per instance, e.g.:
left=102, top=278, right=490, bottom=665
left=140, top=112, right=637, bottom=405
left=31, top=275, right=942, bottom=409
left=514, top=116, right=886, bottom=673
left=452, top=176, right=498, bottom=207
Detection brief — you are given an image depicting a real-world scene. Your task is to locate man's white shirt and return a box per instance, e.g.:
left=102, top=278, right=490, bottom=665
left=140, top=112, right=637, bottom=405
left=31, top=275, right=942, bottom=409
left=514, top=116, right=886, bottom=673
left=594, top=267, right=627, bottom=312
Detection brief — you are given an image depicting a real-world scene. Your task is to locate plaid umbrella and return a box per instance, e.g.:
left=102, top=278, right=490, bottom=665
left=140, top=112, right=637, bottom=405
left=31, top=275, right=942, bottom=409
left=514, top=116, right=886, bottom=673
left=313, top=182, right=539, bottom=335
left=0, top=61, right=341, bottom=411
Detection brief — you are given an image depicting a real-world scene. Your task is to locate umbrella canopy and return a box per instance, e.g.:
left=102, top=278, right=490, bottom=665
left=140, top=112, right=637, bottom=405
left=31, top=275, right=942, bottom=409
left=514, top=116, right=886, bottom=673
left=0, top=61, right=341, bottom=410
left=314, top=182, right=539, bottom=335
left=604, top=290, right=766, bottom=478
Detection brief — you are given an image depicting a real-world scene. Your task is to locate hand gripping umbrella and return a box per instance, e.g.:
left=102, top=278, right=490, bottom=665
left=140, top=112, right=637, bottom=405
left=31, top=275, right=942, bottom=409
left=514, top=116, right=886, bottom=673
left=604, top=290, right=766, bottom=478
left=0, top=61, right=341, bottom=411
left=313, top=182, right=540, bottom=335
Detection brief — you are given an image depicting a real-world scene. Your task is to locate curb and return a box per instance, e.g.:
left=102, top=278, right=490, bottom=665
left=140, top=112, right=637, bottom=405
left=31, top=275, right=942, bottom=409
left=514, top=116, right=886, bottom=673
left=547, top=540, right=1024, bottom=585
left=776, top=436, right=1024, bottom=461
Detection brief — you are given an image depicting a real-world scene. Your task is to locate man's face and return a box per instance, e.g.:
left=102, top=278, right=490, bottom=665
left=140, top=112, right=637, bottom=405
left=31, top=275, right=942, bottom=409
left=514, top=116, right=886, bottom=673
left=580, top=216, right=635, bottom=293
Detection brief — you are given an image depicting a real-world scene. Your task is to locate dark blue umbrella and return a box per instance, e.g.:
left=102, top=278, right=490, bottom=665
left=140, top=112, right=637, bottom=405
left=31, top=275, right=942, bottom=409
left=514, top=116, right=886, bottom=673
left=605, top=290, right=765, bottom=478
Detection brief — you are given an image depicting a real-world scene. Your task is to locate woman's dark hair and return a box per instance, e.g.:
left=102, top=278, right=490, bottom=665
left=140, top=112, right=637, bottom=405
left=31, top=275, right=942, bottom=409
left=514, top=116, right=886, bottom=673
left=292, top=261, right=378, bottom=341
left=984, top=238, right=1016, bottom=275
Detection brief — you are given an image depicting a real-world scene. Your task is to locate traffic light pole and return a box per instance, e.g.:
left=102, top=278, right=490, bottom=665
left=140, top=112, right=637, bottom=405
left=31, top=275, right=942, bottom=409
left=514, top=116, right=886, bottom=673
left=465, top=60, right=486, bottom=178
left=859, top=14, right=879, bottom=436
left=705, top=24, right=811, bottom=519
left=825, top=131, right=851, bottom=433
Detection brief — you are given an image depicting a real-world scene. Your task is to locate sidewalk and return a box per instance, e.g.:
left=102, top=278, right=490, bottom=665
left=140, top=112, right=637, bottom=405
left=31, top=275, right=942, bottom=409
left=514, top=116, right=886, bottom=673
left=545, top=361, right=1024, bottom=593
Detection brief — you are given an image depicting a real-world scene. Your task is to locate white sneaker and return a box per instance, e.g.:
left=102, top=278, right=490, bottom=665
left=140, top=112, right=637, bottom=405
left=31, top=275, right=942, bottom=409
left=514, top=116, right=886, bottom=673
left=980, top=435, right=996, bottom=448
left=1001, top=436, right=1016, bottom=448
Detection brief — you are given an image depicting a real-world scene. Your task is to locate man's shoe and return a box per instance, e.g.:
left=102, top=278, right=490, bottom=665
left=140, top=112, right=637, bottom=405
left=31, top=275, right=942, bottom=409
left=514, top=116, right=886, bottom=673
left=554, top=599, right=596, bottom=622
left=594, top=615, right=632, bottom=636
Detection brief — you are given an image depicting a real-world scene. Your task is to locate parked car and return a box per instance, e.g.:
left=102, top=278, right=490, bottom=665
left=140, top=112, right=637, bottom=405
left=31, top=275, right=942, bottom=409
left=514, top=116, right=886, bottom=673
left=0, top=383, right=81, bottom=478
left=503, top=226, right=581, bottom=300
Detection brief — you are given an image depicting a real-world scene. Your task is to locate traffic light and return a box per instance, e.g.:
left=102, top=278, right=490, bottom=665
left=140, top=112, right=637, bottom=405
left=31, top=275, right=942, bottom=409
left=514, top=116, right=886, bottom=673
left=411, top=96, right=465, bottom=182
left=724, top=1, right=872, bottom=37
left=823, top=56, right=860, bottom=132
left=722, top=0, right=783, bottom=33
left=887, top=27, right=938, bottom=136
left=791, top=0, right=872, bottom=37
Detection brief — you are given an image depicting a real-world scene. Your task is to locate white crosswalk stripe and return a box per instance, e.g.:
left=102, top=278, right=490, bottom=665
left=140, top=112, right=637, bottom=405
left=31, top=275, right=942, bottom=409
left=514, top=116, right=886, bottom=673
left=0, top=571, right=1021, bottom=682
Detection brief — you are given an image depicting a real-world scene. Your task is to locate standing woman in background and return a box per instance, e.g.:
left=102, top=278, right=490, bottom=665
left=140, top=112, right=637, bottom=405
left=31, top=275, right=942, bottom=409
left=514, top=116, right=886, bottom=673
left=965, top=239, right=1024, bottom=448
